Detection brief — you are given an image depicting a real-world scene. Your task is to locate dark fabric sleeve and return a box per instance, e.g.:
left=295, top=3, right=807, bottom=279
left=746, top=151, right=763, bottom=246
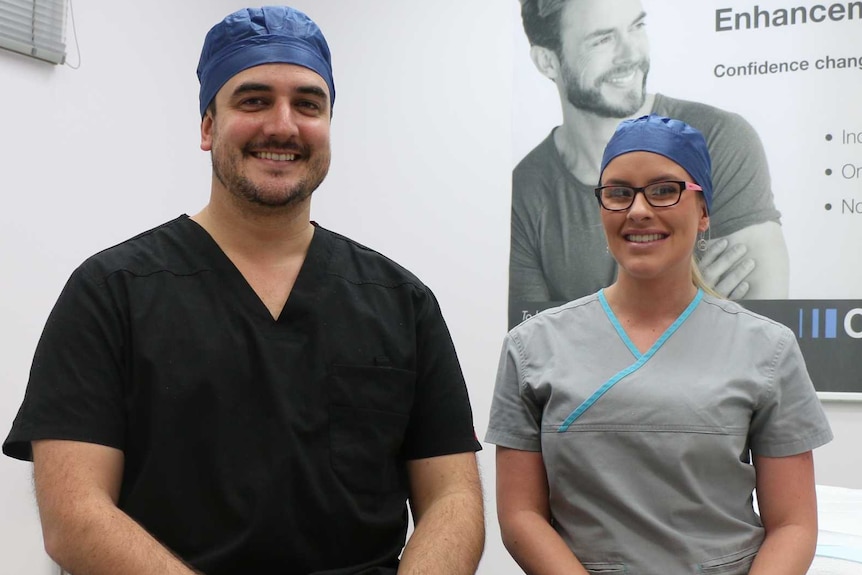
left=510, top=163, right=552, bottom=303
left=3, top=265, right=127, bottom=461
left=400, top=288, right=481, bottom=460
left=509, top=145, right=554, bottom=302
left=678, top=105, right=782, bottom=238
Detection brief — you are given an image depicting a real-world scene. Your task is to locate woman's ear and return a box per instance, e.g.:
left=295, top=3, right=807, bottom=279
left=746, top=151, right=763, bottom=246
left=699, top=209, right=710, bottom=233
left=695, top=193, right=710, bottom=232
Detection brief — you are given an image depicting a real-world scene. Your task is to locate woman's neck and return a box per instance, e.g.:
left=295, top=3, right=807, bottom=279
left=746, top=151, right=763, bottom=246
left=603, top=272, right=699, bottom=325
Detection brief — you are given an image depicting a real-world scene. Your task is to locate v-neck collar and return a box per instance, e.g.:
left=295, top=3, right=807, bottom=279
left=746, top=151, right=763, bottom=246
left=182, top=216, right=333, bottom=324
left=598, top=288, right=704, bottom=360
left=557, top=289, right=704, bottom=432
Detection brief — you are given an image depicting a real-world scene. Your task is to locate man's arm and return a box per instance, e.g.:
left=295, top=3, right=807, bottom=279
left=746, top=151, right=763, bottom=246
left=699, top=221, right=789, bottom=299
left=749, top=451, right=819, bottom=574
left=510, top=206, right=551, bottom=303
left=398, top=452, right=484, bottom=575
left=688, top=103, right=789, bottom=300
left=33, top=440, right=199, bottom=575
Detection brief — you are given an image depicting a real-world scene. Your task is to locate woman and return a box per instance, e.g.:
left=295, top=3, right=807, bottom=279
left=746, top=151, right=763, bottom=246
left=486, top=115, right=832, bottom=574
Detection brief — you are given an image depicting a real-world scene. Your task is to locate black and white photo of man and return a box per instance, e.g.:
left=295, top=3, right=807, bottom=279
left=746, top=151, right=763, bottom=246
left=509, top=0, right=789, bottom=327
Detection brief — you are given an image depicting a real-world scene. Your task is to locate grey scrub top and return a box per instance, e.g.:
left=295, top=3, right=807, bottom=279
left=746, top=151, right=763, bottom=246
left=486, top=290, right=833, bottom=575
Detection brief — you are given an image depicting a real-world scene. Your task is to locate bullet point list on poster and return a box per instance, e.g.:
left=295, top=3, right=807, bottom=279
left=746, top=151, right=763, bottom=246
left=825, top=203, right=832, bottom=211
left=826, top=169, right=833, bottom=175
left=825, top=134, right=833, bottom=141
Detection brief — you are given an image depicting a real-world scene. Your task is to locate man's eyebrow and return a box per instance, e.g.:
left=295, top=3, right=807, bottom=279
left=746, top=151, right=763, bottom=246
left=583, top=11, right=647, bottom=41
left=231, top=82, right=273, bottom=97
left=296, top=85, right=327, bottom=100
left=228, top=82, right=328, bottom=105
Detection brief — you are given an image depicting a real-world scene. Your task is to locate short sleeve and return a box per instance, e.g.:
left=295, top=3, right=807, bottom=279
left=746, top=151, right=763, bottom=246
left=700, top=111, right=782, bottom=238
left=401, top=288, right=481, bottom=460
left=510, top=161, right=551, bottom=303
left=749, top=329, right=833, bottom=457
left=3, top=265, right=127, bottom=461
left=484, top=333, right=543, bottom=452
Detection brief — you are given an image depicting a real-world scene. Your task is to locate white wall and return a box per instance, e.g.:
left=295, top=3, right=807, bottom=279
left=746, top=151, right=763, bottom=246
left=0, top=2, right=857, bottom=574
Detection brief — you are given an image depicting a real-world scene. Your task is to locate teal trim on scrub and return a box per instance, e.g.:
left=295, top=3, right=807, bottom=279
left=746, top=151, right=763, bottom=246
left=558, top=289, right=704, bottom=432
left=599, top=290, right=641, bottom=359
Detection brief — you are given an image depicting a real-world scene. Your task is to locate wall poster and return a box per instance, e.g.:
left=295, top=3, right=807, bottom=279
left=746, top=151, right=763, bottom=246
left=509, top=0, right=862, bottom=396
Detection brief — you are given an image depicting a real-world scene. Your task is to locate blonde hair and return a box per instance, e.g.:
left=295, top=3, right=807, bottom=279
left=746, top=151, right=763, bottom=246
left=691, top=254, right=723, bottom=298
left=690, top=193, right=723, bottom=298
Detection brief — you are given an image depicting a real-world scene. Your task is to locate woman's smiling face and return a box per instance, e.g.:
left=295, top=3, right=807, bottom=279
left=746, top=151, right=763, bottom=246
left=599, top=151, right=709, bottom=284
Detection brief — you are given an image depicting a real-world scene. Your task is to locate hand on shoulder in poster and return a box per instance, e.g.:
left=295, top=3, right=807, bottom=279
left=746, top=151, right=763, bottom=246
left=698, top=238, right=754, bottom=300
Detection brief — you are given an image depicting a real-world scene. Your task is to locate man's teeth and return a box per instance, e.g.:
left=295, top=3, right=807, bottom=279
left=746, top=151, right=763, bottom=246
left=607, top=70, right=637, bottom=85
left=255, top=152, right=296, bottom=161
left=627, top=233, right=663, bottom=243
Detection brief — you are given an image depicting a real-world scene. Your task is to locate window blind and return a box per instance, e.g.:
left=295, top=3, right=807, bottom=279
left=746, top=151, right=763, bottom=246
left=0, top=0, right=66, bottom=64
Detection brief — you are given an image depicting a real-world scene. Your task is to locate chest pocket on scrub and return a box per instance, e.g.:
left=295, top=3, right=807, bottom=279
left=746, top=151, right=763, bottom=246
left=328, top=364, right=416, bottom=493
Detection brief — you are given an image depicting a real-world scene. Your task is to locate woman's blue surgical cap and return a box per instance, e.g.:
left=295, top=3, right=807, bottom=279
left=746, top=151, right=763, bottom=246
left=599, top=115, right=713, bottom=213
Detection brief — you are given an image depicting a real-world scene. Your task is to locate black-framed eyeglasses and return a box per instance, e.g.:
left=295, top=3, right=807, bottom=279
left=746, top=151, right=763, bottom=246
left=594, top=180, right=703, bottom=211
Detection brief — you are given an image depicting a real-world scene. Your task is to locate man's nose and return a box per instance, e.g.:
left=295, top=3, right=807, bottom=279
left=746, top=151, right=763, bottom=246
left=615, top=32, right=643, bottom=63
left=264, top=100, right=300, bottom=139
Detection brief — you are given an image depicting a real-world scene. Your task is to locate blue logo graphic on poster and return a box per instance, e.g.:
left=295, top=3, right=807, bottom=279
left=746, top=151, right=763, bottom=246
left=797, top=307, right=862, bottom=340
left=798, top=308, right=838, bottom=339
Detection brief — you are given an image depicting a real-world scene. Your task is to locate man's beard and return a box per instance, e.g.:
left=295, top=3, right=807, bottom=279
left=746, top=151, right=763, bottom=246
left=562, top=59, right=650, bottom=118
left=211, top=139, right=331, bottom=208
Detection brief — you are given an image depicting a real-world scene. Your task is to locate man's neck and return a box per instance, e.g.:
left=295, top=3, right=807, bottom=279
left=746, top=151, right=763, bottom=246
left=191, top=184, right=316, bottom=320
left=190, top=183, right=315, bottom=265
left=555, top=93, right=656, bottom=185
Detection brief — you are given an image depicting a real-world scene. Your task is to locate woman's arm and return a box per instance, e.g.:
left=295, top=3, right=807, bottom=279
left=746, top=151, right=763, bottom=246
left=749, top=451, right=819, bottom=575
left=496, top=446, right=590, bottom=575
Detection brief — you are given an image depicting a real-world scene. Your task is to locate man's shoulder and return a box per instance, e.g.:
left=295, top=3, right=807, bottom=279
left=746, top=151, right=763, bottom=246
left=512, top=130, right=573, bottom=210
left=654, top=93, right=754, bottom=134
left=78, top=216, right=204, bottom=283
left=513, top=130, right=559, bottom=178
left=316, top=225, right=429, bottom=293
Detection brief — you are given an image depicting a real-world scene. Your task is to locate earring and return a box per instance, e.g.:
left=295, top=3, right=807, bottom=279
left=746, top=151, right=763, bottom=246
left=697, top=228, right=710, bottom=252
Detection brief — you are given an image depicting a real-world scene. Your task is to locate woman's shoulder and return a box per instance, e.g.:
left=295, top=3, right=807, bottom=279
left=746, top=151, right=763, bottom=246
left=698, top=294, right=794, bottom=339
left=509, top=292, right=604, bottom=340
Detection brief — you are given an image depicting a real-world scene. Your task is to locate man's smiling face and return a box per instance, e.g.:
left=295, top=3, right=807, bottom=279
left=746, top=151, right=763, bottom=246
left=201, top=63, right=332, bottom=209
left=557, top=0, right=650, bottom=118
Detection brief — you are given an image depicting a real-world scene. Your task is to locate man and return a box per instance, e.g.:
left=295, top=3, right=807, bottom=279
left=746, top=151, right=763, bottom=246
left=510, top=0, right=789, bottom=327
left=3, top=7, right=484, bottom=575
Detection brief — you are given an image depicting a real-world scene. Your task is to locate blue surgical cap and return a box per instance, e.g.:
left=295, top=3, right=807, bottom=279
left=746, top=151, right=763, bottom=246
left=197, top=6, right=335, bottom=117
left=599, top=115, right=713, bottom=213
